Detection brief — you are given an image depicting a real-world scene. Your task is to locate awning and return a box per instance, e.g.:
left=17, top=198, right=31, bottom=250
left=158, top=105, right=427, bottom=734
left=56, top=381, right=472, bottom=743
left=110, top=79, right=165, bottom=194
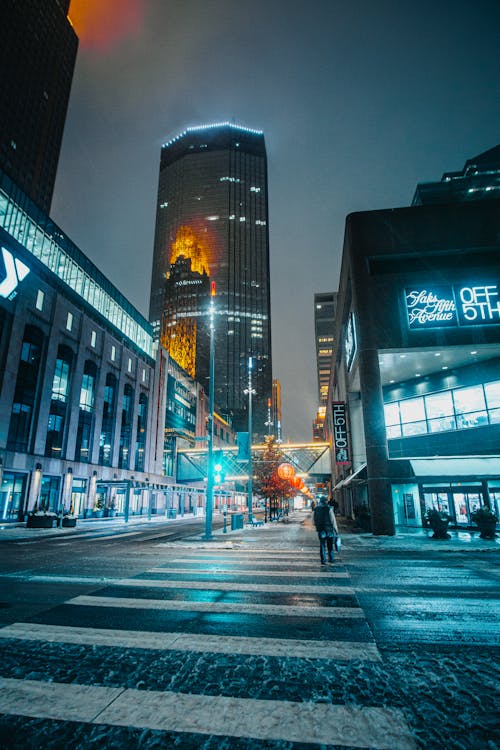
left=409, top=456, right=500, bottom=479
left=334, top=463, right=367, bottom=490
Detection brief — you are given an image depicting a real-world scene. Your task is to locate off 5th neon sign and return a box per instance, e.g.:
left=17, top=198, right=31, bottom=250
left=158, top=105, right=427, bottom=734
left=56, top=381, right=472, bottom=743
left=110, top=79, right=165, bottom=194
left=0, top=247, right=30, bottom=300
left=405, top=284, right=500, bottom=329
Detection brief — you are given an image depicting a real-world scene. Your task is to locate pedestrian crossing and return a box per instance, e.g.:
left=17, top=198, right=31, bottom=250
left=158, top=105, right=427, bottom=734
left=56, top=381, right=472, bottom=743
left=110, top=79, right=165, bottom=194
left=0, top=523, right=417, bottom=749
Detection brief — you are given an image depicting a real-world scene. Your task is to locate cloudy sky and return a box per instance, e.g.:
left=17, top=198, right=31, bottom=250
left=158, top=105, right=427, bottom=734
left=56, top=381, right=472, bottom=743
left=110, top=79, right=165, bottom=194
left=52, top=0, right=500, bottom=441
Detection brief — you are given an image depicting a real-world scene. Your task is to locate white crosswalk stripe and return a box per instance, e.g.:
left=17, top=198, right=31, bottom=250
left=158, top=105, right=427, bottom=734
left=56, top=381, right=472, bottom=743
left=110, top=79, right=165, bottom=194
left=0, top=523, right=416, bottom=748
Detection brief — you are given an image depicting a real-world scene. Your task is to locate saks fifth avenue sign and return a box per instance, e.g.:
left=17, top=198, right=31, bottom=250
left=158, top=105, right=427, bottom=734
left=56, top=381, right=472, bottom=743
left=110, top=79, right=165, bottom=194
left=332, top=402, right=350, bottom=465
left=405, top=284, right=500, bottom=330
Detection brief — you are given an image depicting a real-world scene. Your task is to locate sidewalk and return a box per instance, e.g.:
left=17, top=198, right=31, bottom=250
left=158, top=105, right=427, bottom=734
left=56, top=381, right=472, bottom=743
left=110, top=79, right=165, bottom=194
left=1, top=508, right=499, bottom=552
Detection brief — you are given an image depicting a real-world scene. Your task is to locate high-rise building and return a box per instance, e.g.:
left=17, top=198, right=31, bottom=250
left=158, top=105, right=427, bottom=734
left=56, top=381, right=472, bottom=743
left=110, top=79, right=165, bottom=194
left=271, top=378, right=282, bottom=441
left=313, top=292, right=336, bottom=439
left=412, top=144, right=500, bottom=206
left=149, top=122, right=272, bottom=436
left=0, top=0, right=78, bottom=214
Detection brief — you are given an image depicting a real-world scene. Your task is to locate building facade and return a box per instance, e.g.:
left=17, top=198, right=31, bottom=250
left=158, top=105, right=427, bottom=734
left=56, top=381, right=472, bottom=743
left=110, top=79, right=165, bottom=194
left=412, top=144, right=500, bottom=206
left=149, top=123, right=273, bottom=437
left=328, top=198, right=500, bottom=535
left=0, top=0, right=78, bottom=213
left=313, top=292, right=336, bottom=440
left=0, top=170, right=208, bottom=522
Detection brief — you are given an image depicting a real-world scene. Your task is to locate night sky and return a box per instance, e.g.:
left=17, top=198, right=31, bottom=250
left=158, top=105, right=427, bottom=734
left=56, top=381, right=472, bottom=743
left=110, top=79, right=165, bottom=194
left=52, top=0, right=500, bottom=441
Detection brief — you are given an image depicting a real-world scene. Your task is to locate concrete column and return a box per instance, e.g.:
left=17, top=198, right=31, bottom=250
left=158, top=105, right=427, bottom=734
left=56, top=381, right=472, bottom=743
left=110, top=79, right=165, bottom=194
left=86, top=471, right=97, bottom=512
left=27, top=464, right=42, bottom=512
left=358, top=346, right=395, bottom=536
left=61, top=468, right=73, bottom=512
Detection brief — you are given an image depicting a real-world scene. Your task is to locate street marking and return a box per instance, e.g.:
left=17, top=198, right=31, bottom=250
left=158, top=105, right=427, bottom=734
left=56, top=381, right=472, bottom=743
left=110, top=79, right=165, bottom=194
left=0, top=677, right=414, bottom=748
left=114, top=577, right=351, bottom=593
left=0, top=623, right=380, bottom=660
left=67, top=594, right=364, bottom=619
left=148, top=567, right=351, bottom=582
left=168, top=557, right=337, bottom=569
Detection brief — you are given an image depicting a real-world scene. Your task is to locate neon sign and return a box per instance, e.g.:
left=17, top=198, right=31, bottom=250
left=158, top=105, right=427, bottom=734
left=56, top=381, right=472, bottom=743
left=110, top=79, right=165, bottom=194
left=332, top=402, right=350, bottom=465
left=405, top=284, right=500, bottom=329
left=0, top=247, right=30, bottom=300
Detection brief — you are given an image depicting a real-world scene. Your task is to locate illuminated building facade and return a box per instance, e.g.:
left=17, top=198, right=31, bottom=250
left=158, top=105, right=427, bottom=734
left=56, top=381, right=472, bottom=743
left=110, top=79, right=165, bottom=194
left=313, top=292, right=336, bottom=439
left=329, top=198, right=500, bottom=535
left=0, top=0, right=78, bottom=213
left=0, top=170, right=210, bottom=522
left=412, top=144, right=500, bottom=206
left=161, top=255, right=210, bottom=379
left=149, top=123, right=272, bottom=436
left=272, top=378, right=282, bottom=441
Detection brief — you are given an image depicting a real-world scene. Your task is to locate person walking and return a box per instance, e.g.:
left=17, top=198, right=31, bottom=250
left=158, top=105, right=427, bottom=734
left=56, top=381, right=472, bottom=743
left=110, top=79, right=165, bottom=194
left=313, top=494, right=338, bottom=565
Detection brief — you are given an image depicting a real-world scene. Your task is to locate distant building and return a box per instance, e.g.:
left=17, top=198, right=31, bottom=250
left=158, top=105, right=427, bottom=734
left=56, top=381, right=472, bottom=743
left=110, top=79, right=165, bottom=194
left=313, top=292, right=336, bottom=440
left=271, top=379, right=282, bottom=441
left=412, top=145, right=500, bottom=206
left=0, top=0, right=78, bottom=213
left=149, top=123, right=273, bottom=437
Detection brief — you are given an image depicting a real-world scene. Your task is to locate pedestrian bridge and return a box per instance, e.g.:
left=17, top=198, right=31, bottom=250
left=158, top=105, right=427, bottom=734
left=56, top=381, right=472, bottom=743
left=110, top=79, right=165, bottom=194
left=177, top=442, right=331, bottom=483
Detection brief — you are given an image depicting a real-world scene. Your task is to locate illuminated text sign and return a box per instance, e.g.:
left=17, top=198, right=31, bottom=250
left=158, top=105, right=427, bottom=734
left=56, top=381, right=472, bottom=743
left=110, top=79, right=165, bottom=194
left=332, top=402, right=350, bottom=465
left=405, top=284, right=500, bottom=329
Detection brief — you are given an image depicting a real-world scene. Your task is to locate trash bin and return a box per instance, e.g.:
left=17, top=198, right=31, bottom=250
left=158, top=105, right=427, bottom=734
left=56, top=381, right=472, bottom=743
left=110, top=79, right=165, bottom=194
left=167, top=508, right=177, bottom=519
left=231, top=513, right=244, bottom=530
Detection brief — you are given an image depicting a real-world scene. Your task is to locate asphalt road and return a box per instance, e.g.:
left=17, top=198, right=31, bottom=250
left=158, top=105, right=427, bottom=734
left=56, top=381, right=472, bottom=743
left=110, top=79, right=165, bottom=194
left=0, top=513, right=498, bottom=749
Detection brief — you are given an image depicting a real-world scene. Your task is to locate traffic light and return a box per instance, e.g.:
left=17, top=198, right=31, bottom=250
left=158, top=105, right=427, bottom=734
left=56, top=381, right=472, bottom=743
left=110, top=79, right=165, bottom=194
left=213, top=451, right=225, bottom=486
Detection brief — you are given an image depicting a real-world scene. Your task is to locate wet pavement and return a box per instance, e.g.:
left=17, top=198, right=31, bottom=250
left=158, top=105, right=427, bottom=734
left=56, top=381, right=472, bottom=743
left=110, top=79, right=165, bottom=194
left=0, top=511, right=498, bottom=749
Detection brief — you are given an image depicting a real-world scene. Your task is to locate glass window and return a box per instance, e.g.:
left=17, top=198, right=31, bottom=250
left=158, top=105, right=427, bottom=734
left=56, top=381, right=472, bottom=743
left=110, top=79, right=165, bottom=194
left=485, top=381, right=500, bottom=409
left=425, top=391, right=454, bottom=418
left=386, top=424, right=402, bottom=439
left=45, top=345, right=73, bottom=457
left=66, top=312, right=73, bottom=331
left=36, top=290, right=44, bottom=311
left=456, top=410, right=488, bottom=430
left=400, top=397, right=425, bottom=424
left=384, top=402, right=400, bottom=427
left=111, top=345, right=116, bottom=361
left=402, top=420, right=427, bottom=436
left=453, top=385, right=485, bottom=415
left=91, top=330, right=97, bottom=348
left=99, top=373, right=117, bottom=466
left=428, top=415, right=456, bottom=433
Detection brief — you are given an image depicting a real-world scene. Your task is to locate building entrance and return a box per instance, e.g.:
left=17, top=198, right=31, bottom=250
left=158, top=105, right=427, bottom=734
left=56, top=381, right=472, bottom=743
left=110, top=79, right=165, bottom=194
left=422, top=484, right=485, bottom=526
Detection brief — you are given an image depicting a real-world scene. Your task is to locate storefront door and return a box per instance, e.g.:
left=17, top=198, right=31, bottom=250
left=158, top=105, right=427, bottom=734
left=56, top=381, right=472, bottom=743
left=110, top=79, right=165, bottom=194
left=451, top=490, right=482, bottom=525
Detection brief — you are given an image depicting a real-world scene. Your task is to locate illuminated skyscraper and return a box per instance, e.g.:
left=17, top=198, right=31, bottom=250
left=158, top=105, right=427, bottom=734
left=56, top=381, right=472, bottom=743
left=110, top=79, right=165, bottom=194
left=0, top=0, right=78, bottom=213
left=149, top=123, right=272, bottom=435
left=313, top=292, right=336, bottom=440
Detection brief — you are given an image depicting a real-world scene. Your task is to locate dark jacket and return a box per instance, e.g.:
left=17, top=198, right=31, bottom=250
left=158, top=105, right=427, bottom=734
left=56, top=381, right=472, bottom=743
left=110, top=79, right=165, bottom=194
left=313, top=503, right=334, bottom=533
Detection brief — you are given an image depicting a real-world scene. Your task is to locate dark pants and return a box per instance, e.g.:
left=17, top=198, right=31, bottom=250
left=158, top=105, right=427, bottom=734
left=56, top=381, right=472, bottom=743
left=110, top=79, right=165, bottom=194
left=318, top=531, right=334, bottom=563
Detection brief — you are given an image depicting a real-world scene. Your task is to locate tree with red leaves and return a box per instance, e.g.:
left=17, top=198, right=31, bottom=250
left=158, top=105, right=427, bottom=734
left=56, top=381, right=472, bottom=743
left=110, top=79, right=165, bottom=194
left=253, top=436, right=296, bottom=521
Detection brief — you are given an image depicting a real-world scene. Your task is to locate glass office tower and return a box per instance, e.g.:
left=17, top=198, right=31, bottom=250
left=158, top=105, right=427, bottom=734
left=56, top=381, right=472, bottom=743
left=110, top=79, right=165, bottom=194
left=0, top=0, right=78, bottom=213
left=149, top=123, right=272, bottom=436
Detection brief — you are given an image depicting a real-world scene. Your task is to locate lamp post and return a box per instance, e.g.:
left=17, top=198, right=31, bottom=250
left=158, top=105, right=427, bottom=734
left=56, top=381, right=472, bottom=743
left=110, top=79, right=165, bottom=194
left=244, top=356, right=256, bottom=525
left=204, top=282, right=216, bottom=540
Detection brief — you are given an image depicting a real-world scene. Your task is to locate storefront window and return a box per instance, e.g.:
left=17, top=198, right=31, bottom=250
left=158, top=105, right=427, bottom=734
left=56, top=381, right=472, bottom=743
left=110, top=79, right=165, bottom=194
left=0, top=472, right=27, bottom=521
left=400, top=397, right=426, bottom=435
left=385, top=379, right=500, bottom=438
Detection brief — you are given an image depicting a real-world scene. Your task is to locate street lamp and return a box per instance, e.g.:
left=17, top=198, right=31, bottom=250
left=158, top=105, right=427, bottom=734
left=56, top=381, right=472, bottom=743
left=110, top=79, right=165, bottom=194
left=204, top=281, right=216, bottom=540
left=244, top=356, right=256, bottom=525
